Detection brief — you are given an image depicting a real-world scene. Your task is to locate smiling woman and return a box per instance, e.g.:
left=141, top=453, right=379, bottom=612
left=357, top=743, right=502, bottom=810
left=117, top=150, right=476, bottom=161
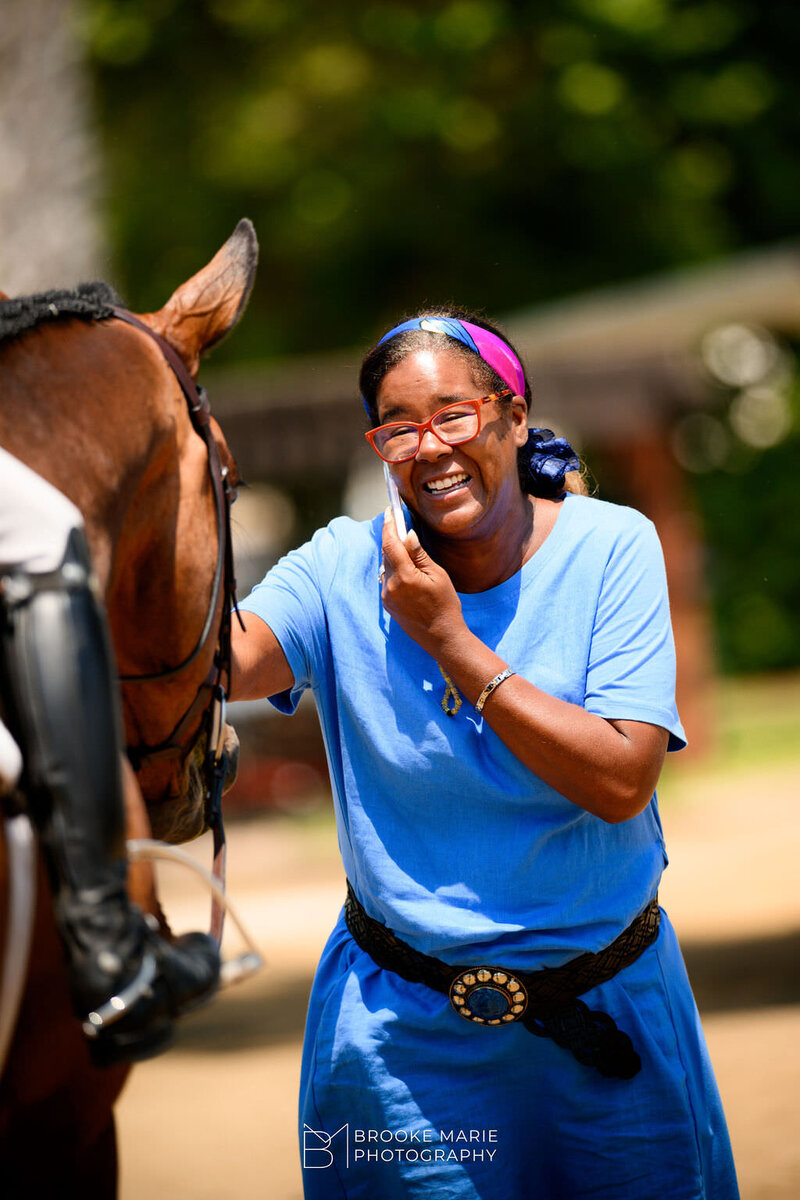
left=372, top=354, right=528, bottom=569
left=230, top=306, right=739, bottom=1199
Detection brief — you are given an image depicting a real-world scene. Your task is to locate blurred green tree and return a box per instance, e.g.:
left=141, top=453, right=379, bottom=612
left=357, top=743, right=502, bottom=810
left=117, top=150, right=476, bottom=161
left=689, top=385, right=800, bottom=674
left=80, top=0, right=800, bottom=360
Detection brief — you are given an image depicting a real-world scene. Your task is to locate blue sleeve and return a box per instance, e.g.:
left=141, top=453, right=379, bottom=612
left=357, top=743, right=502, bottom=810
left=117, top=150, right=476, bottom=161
left=237, top=525, right=338, bottom=714
left=584, top=514, right=686, bottom=751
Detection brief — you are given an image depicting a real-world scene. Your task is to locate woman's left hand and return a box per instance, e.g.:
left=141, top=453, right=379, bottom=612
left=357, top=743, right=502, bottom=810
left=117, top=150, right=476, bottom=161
left=380, top=508, right=465, bottom=657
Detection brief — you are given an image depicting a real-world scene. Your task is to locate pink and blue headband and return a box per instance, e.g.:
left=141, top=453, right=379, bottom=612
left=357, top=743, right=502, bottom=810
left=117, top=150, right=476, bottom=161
left=377, top=316, right=527, bottom=399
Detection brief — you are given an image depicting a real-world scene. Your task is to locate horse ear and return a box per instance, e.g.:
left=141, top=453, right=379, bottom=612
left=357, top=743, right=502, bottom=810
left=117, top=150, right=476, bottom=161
left=141, top=219, right=258, bottom=376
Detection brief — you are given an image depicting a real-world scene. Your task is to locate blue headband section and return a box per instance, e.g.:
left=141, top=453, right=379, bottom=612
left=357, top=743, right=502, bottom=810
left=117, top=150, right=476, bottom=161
left=376, top=316, right=480, bottom=355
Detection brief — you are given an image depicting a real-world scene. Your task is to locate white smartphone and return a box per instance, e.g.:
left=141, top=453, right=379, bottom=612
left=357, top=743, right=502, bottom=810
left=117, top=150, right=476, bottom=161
left=383, top=462, right=407, bottom=540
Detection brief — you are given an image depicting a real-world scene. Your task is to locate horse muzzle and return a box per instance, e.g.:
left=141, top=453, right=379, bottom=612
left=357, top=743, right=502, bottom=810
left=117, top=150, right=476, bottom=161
left=144, top=721, right=239, bottom=844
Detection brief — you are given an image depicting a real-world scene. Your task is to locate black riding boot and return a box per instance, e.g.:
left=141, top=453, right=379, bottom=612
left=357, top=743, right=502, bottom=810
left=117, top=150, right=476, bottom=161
left=0, top=528, right=220, bottom=1066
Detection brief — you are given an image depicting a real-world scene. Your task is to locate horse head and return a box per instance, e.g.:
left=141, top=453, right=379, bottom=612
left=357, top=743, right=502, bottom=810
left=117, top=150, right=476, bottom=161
left=107, top=220, right=258, bottom=842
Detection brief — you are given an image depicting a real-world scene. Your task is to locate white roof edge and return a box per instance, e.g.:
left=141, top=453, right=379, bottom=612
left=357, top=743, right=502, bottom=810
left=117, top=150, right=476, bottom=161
left=503, top=241, right=800, bottom=365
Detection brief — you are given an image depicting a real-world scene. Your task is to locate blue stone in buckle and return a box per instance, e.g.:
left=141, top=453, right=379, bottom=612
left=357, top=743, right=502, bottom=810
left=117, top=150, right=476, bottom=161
left=469, top=987, right=510, bottom=1019
left=449, top=968, right=528, bottom=1026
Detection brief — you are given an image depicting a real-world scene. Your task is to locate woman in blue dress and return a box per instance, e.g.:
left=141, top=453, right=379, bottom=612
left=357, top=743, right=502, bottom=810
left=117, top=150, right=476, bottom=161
left=231, top=309, right=739, bottom=1199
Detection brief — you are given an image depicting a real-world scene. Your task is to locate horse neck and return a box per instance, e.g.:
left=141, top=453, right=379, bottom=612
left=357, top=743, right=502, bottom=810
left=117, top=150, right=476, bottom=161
left=0, top=318, right=205, bottom=637
left=0, top=317, right=219, bottom=777
left=0, top=321, right=169, bottom=591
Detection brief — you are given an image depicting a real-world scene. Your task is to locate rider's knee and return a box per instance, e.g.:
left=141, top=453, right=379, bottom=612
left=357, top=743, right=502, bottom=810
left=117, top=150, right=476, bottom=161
left=0, top=447, right=84, bottom=575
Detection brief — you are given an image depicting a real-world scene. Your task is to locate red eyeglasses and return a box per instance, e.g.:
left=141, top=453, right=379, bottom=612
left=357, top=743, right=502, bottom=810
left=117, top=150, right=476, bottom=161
left=365, top=389, right=512, bottom=463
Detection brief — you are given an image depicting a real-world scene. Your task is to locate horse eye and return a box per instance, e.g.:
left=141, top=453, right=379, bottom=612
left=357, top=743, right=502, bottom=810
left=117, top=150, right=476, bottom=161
left=221, top=466, right=241, bottom=504
left=230, top=472, right=246, bottom=504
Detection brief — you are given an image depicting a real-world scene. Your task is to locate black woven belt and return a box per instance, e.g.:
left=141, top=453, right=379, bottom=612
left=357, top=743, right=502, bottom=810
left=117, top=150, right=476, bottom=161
left=344, top=882, right=661, bottom=1080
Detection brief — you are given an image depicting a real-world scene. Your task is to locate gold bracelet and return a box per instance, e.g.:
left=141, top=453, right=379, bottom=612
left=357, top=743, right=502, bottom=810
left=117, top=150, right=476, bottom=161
left=474, top=667, right=515, bottom=714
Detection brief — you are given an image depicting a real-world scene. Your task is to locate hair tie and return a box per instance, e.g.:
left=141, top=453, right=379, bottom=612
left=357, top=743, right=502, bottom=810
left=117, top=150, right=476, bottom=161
left=521, top=428, right=580, bottom=495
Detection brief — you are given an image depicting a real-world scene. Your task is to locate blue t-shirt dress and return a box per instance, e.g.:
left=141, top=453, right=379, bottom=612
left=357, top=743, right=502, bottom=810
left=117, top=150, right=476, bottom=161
left=239, top=493, right=739, bottom=1199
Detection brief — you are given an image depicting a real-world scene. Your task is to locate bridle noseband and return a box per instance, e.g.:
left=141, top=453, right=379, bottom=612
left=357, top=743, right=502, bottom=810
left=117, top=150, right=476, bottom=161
left=110, top=307, right=242, bottom=935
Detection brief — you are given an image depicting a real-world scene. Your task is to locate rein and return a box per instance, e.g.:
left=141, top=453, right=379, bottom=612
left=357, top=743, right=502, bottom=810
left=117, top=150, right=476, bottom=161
left=109, top=307, right=242, bottom=940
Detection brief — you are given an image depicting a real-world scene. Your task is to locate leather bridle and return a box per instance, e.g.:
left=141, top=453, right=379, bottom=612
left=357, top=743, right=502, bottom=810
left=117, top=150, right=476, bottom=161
left=109, top=307, right=243, bottom=938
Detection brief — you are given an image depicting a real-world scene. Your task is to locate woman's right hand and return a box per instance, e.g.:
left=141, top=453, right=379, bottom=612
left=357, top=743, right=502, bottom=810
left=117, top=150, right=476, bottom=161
left=380, top=508, right=467, bottom=660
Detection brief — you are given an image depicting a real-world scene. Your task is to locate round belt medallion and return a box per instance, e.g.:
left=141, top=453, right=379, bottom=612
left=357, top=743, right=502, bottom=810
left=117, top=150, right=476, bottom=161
left=449, top=968, right=528, bottom=1025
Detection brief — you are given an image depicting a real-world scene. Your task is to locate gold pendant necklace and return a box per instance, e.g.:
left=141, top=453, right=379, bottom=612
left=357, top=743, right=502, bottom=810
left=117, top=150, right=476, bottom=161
left=438, top=665, right=462, bottom=716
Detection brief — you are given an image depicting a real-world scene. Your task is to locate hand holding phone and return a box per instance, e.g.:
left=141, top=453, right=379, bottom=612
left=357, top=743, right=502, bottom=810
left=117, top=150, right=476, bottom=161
left=383, top=462, right=407, bottom=540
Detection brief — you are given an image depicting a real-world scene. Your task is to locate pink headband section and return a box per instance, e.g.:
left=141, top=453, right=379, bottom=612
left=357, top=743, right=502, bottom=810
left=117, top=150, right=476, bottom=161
left=457, top=320, right=526, bottom=397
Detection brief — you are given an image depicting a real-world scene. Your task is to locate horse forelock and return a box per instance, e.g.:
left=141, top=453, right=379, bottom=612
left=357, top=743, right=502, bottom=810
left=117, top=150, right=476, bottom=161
left=0, top=282, right=123, bottom=346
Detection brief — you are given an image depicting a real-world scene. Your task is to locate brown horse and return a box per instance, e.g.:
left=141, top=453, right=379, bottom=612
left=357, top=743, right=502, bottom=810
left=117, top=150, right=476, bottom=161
left=0, top=219, right=258, bottom=1193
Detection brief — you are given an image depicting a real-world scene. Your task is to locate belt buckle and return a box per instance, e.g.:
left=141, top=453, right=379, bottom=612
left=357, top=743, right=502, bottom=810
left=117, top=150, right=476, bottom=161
left=449, top=967, right=528, bottom=1025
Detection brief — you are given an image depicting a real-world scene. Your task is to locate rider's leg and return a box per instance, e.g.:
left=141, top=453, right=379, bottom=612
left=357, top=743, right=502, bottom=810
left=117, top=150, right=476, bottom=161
left=0, top=456, right=220, bottom=1064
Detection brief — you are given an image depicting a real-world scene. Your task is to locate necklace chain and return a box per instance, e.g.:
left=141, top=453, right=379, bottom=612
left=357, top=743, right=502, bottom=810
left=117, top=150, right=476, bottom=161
left=438, top=665, right=462, bottom=716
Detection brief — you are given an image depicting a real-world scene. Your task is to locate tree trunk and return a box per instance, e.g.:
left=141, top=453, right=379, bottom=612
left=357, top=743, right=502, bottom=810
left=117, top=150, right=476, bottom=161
left=0, top=0, right=104, bottom=295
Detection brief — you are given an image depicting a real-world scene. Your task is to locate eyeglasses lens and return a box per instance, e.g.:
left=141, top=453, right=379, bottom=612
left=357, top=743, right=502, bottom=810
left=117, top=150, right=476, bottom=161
left=376, top=404, right=479, bottom=462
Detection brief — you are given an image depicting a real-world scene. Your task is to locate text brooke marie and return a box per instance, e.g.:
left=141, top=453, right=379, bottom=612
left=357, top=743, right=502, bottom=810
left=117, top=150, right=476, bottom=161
left=302, top=1124, right=500, bottom=1170
left=355, top=1128, right=498, bottom=1143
